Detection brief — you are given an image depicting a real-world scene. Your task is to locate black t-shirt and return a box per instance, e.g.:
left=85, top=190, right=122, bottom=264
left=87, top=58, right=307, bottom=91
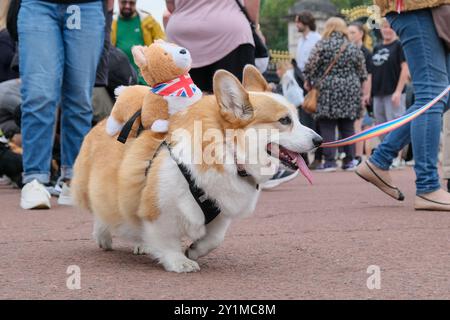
left=371, top=40, right=406, bottom=96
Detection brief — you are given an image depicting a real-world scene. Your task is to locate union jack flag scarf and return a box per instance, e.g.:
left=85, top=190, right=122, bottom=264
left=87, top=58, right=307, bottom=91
left=151, top=74, right=199, bottom=98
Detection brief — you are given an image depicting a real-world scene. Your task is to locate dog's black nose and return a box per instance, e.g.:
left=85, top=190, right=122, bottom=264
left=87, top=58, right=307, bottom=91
left=313, top=136, right=323, bottom=147
left=179, top=49, right=187, bottom=54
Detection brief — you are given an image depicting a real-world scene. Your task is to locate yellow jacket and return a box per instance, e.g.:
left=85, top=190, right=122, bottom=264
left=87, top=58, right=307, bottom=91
left=374, top=0, right=450, bottom=16
left=111, top=11, right=165, bottom=46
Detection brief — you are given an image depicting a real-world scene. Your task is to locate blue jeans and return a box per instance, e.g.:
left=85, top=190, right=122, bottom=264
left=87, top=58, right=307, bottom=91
left=18, top=0, right=104, bottom=184
left=370, top=9, right=450, bottom=195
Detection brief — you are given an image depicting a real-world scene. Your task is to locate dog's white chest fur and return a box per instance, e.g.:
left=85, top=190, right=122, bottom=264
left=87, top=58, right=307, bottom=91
left=164, top=88, right=203, bottom=115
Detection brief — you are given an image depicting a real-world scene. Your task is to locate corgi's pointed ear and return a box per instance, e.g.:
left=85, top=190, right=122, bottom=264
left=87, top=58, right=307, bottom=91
left=131, top=45, right=147, bottom=68
left=213, top=70, right=253, bottom=122
left=242, top=64, right=270, bottom=92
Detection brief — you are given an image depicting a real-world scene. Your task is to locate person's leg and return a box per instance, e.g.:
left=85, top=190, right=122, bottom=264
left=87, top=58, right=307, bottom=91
left=318, top=119, right=337, bottom=167
left=354, top=117, right=363, bottom=159
left=313, top=120, right=323, bottom=162
left=59, top=1, right=105, bottom=182
left=373, top=96, right=387, bottom=125
left=338, top=118, right=356, bottom=165
left=18, top=0, right=63, bottom=185
left=442, top=110, right=450, bottom=188
left=389, top=10, right=448, bottom=195
left=369, top=9, right=449, bottom=198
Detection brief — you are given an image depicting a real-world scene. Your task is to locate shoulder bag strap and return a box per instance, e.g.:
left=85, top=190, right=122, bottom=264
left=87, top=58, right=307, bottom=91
left=316, top=42, right=349, bottom=87
left=235, top=0, right=256, bottom=28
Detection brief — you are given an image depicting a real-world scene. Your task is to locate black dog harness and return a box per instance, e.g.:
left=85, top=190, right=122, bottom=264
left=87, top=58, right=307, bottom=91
left=117, top=113, right=258, bottom=225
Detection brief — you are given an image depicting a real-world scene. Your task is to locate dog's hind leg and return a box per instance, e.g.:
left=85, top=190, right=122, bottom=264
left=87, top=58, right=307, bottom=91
left=142, top=220, right=200, bottom=273
left=186, top=215, right=231, bottom=260
left=93, top=216, right=113, bottom=251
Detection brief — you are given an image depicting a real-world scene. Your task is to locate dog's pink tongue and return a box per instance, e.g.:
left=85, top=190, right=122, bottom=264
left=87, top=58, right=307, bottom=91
left=296, top=155, right=313, bottom=185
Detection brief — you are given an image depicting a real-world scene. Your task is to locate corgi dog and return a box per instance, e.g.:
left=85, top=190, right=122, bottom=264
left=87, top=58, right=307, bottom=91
left=71, top=65, right=322, bottom=273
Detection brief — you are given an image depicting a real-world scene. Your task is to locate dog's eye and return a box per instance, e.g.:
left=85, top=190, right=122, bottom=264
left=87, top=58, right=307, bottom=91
left=278, top=116, right=292, bottom=125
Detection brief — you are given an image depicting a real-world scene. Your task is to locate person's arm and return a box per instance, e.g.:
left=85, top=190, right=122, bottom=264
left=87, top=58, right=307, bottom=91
left=392, top=61, right=409, bottom=107
left=106, top=0, right=114, bottom=11
left=166, top=0, right=175, bottom=13
left=244, top=0, right=260, bottom=25
left=362, top=74, right=372, bottom=107
left=151, top=19, right=166, bottom=41
left=243, top=0, right=264, bottom=43
left=303, top=42, right=322, bottom=90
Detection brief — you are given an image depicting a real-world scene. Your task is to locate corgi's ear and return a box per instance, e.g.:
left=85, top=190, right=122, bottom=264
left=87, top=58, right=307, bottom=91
left=213, top=70, right=253, bottom=122
left=242, top=64, right=270, bottom=92
left=131, top=45, right=147, bottom=68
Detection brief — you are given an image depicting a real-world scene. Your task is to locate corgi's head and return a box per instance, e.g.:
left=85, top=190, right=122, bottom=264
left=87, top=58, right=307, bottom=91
left=214, top=65, right=322, bottom=184
left=169, top=65, right=322, bottom=185
left=131, top=40, right=192, bottom=86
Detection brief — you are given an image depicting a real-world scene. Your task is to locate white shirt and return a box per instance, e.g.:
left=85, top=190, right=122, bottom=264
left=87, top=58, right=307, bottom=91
left=295, top=31, right=321, bottom=71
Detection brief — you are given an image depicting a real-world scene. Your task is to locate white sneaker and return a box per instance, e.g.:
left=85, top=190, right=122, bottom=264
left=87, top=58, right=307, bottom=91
left=20, top=179, right=51, bottom=210
left=57, top=183, right=73, bottom=206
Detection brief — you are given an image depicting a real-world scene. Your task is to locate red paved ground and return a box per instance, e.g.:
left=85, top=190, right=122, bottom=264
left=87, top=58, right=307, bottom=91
left=0, top=167, right=449, bottom=299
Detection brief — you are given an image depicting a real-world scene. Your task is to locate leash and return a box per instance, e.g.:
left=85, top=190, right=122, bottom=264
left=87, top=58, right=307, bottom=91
left=320, top=86, right=450, bottom=148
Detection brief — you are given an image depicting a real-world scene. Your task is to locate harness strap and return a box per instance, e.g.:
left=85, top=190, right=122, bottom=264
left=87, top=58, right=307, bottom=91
left=145, top=141, right=221, bottom=225
left=175, top=162, right=221, bottom=225
left=117, top=109, right=144, bottom=144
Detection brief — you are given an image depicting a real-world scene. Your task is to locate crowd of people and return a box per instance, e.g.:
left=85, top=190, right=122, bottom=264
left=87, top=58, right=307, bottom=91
left=0, top=0, right=449, bottom=212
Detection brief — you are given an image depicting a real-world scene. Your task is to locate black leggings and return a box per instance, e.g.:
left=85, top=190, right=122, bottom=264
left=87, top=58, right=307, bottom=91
left=318, top=118, right=355, bottom=164
left=189, top=44, right=255, bottom=93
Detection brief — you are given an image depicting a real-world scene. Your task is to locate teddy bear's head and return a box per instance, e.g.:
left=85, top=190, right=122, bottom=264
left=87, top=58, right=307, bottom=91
left=131, top=40, right=192, bottom=86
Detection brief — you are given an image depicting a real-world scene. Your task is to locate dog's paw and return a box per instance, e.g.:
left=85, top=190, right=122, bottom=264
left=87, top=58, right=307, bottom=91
left=94, top=232, right=112, bottom=251
left=95, top=236, right=112, bottom=251
left=133, top=244, right=150, bottom=255
left=163, top=256, right=200, bottom=273
left=185, top=243, right=200, bottom=260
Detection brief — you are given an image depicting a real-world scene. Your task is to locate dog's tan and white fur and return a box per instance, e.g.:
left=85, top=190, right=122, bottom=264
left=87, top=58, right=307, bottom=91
left=72, top=65, right=321, bottom=273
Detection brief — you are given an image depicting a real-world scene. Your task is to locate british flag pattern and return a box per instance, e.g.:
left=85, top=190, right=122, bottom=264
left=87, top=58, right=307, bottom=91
left=151, top=74, right=199, bottom=98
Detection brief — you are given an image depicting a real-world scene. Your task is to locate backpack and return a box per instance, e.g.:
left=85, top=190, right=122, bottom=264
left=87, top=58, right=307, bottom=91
left=106, top=46, right=138, bottom=100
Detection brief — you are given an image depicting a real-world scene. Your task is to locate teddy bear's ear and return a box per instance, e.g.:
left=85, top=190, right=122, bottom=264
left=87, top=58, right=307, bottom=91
left=131, top=46, right=147, bottom=68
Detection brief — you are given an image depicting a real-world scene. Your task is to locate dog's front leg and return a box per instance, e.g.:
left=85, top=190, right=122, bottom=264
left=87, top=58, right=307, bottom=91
left=142, top=220, right=200, bottom=273
left=186, top=215, right=231, bottom=260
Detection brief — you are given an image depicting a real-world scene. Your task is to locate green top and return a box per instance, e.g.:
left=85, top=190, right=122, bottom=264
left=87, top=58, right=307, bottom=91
left=116, top=15, right=147, bottom=85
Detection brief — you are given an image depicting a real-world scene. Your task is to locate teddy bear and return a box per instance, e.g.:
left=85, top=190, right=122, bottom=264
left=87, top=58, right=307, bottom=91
left=105, top=40, right=202, bottom=137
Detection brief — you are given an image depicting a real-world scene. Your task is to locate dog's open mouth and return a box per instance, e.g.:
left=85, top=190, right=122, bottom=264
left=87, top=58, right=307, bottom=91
left=267, top=143, right=313, bottom=184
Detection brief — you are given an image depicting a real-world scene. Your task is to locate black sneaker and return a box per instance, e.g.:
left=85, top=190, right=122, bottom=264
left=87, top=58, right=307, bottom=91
left=261, top=169, right=299, bottom=190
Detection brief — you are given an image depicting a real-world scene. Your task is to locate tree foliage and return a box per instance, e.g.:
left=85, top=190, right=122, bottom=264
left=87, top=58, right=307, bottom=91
left=260, top=0, right=373, bottom=51
left=260, top=0, right=296, bottom=51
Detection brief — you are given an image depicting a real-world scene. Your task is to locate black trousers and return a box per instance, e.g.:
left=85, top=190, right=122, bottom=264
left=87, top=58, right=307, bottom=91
left=189, top=44, right=255, bottom=93
left=298, top=108, right=322, bottom=161
left=318, top=118, right=355, bottom=164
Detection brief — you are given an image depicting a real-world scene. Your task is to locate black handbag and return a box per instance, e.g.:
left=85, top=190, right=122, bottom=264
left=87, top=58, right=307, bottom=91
left=235, top=0, right=269, bottom=58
